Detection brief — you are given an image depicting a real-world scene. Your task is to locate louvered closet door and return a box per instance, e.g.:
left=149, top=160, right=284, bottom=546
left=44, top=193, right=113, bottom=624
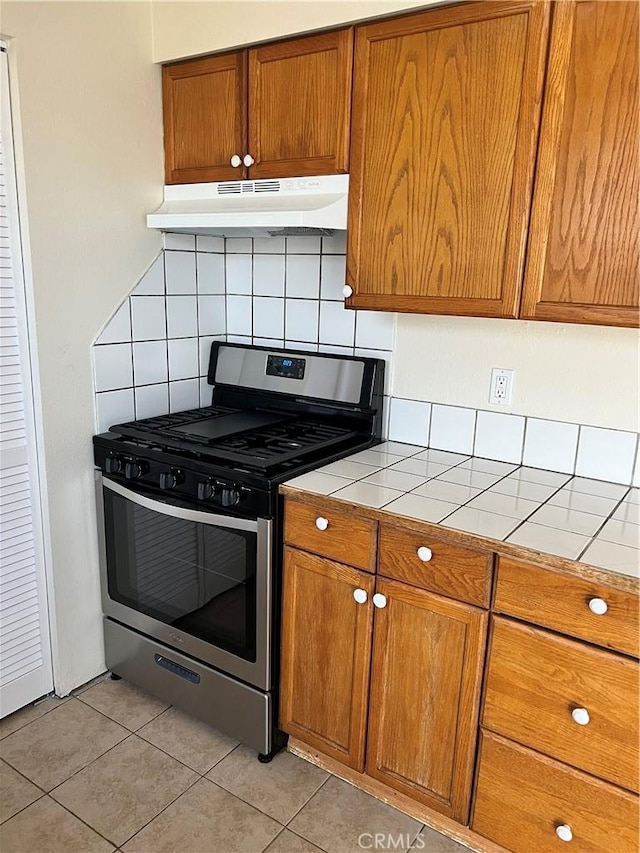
left=0, top=46, right=53, bottom=716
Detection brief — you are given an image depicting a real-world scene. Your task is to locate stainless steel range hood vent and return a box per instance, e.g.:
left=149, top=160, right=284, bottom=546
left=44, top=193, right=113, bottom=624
left=147, top=174, right=348, bottom=237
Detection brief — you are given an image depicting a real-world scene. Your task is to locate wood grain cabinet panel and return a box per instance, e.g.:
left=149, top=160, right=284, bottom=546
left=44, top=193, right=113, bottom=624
left=163, top=52, right=247, bottom=184
left=494, top=556, right=640, bottom=657
left=483, top=617, right=639, bottom=791
left=472, top=731, right=640, bottom=853
left=366, top=578, right=487, bottom=822
left=521, top=1, right=639, bottom=326
left=279, top=547, right=374, bottom=771
left=248, top=30, right=353, bottom=178
left=347, top=1, right=550, bottom=317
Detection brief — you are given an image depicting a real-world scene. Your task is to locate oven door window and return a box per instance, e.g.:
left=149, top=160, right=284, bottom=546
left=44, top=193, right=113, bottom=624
left=103, top=490, right=257, bottom=662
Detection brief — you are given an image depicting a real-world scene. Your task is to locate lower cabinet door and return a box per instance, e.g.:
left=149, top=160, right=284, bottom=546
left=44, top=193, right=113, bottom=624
left=279, top=547, right=375, bottom=770
left=366, top=577, right=487, bottom=823
left=472, top=730, right=639, bottom=853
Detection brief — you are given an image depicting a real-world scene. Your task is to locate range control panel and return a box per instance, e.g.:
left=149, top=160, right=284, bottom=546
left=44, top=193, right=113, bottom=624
left=265, top=354, right=306, bottom=380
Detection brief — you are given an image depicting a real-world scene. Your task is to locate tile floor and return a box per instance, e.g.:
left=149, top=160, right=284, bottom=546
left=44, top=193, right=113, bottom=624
left=0, top=677, right=467, bottom=853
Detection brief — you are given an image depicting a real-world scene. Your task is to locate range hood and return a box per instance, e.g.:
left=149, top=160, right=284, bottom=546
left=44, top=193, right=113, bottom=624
left=147, top=174, right=349, bottom=237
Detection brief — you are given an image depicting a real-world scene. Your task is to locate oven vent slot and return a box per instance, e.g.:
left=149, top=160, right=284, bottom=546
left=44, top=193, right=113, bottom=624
left=217, top=183, right=242, bottom=195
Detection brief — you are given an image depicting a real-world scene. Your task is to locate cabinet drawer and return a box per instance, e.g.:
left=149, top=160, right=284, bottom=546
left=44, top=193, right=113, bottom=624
left=378, top=523, right=492, bottom=606
left=284, top=496, right=377, bottom=572
left=483, top=617, right=639, bottom=791
left=495, top=556, right=639, bottom=656
left=472, top=731, right=639, bottom=853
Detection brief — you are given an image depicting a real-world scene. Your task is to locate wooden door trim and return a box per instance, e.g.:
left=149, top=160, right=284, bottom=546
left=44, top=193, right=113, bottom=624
left=248, top=28, right=353, bottom=179
left=365, top=577, right=488, bottom=822
left=347, top=0, right=551, bottom=318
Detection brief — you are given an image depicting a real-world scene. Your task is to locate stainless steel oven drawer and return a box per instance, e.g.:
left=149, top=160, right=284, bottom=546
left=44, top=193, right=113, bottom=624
left=104, top=618, right=272, bottom=754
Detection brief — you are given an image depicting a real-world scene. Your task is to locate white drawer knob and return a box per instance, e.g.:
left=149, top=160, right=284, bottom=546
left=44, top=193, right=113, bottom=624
left=571, top=707, right=590, bottom=726
left=243, top=154, right=255, bottom=167
left=230, top=154, right=242, bottom=167
left=417, top=546, right=433, bottom=562
left=588, top=597, right=608, bottom=615
left=556, top=825, right=573, bottom=843
left=315, top=516, right=329, bottom=531
left=342, top=285, right=353, bottom=298
left=353, top=588, right=368, bottom=605
left=373, top=593, right=387, bottom=609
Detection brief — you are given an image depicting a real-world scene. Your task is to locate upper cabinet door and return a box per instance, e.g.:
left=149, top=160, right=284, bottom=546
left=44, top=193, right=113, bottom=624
left=521, top=2, right=639, bottom=327
left=347, top=2, right=550, bottom=317
left=247, top=29, right=353, bottom=179
left=163, top=52, right=247, bottom=184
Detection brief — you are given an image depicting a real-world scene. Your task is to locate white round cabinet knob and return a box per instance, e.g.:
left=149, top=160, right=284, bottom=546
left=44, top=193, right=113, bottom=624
left=417, top=546, right=433, bottom=562
left=342, top=285, right=353, bottom=298
left=588, top=597, right=608, bottom=616
left=230, top=154, right=242, bottom=168
left=372, top=593, right=387, bottom=609
left=243, top=154, right=255, bottom=167
left=315, top=516, right=329, bottom=531
left=571, top=707, right=590, bottom=726
left=353, top=588, right=368, bottom=605
left=556, top=825, right=573, bottom=843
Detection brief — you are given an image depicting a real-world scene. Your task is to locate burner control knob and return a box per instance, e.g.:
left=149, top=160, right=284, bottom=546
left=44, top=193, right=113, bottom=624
left=220, top=487, right=241, bottom=507
left=124, top=459, right=146, bottom=480
left=197, top=480, right=215, bottom=501
left=159, top=470, right=181, bottom=490
left=105, top=455, right=123, bottom=475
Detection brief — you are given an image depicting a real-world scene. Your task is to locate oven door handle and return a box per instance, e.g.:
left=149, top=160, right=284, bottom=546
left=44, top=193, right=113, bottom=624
left=101, top=475, right=259, bottom=533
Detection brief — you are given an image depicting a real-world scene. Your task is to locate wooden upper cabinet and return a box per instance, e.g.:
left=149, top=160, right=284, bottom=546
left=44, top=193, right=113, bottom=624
left=279, top=547, right=374, bottom=771
left=521, top=1, right=640, bottom=327
left=163, top=52, right=247, bottom=184
left=366, top=578, right=487, bottom=823
left=347, top=1, right=550, bottom=317
left=248, top=29, right=353, bottom=178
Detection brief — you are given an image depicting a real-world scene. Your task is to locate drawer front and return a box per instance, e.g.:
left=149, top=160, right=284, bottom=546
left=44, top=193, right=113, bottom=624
left=284, top=496, right=377, bottom=572
left=378, top=522, right=492, bottom=606
left=483, top=617, right=639, bottom=791
left=472, top=731, right=639, bottom=853
left=495, top=556, right=639, bottom=656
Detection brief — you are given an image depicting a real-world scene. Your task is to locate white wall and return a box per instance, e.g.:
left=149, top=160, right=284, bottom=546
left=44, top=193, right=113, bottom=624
left=2, top=2, right=163, bottom=694
left=151, top=0, right=437, bottom=61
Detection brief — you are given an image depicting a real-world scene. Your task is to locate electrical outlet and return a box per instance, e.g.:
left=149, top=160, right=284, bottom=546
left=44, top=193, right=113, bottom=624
left=489, top=368, right=514, bottom=406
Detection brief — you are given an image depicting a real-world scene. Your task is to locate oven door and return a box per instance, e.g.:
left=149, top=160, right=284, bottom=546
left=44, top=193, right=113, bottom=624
left=95, top=473, right=272, bottom=691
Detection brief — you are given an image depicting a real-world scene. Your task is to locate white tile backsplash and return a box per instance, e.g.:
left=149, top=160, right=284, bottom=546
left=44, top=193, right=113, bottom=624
left=169, top=378, right=200, bottom=412
left=286, top=255, right=320, bottom=299
left=430, top=404, right=476, bottom=455
left=575, top=426, right=638, bottom=485
left=474, top=411, right=525, bottom=464
left=93, top=242, right=638, bottom=491
left=165, top=251, right=197, bottom=294
left=133, top=340, right=168, bottom=386
left=95, top=388, right=135, bottom=433
left=166, top=295, right=197, bottom=338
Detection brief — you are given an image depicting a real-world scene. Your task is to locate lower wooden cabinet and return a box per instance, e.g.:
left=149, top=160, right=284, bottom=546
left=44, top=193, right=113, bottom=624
left=279, top=547, right=374, bottom=770
left=472, top=731, right=640, bottom=853
left=366, top=578, right=487, bottom=822
left=279, top=546, right=488, bottom=820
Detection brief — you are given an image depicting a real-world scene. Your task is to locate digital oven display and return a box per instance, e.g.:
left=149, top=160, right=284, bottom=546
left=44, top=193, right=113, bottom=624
left=266, top=355, right=306, bottom=380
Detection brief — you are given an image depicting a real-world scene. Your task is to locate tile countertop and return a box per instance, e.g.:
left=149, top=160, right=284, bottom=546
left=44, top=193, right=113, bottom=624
left=281, top=441, right=640, bottom=584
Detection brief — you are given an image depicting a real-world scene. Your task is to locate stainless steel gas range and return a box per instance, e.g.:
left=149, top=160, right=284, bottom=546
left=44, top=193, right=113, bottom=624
left=93, top=342, right=384, bottom=761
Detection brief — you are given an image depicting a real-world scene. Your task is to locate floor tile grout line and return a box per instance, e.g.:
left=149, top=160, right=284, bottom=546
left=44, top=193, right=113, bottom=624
left=282, top=773, right=332, bottom=828
left=0, top=789, right=47, bottom=827
left=0, top=695, right=70, bottom=743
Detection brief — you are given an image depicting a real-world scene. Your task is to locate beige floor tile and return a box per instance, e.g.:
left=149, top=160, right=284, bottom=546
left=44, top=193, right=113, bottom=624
left=409, top=825, right=467, bottom=852
left=137, top=706, right=238, bottom=773
left=208, top=745, right=328, bottom=824
left=122, top=777, right=281, bottom=853
left=51, top=734, right=198, bottom=847
left=265, top=829, right=326, bottom=853
left=0, top=695, right=69, bottom=741
left=0, top=759, right=42, bottom=824
left=78, top=678, right=169, bottom=731
left=0, top=698, right=128, bottom=791
left=72, top=672, right=111, bottom=695
left=0, top=796, right=114, bottom=852
left=289, top=777, right=421, bottom=853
